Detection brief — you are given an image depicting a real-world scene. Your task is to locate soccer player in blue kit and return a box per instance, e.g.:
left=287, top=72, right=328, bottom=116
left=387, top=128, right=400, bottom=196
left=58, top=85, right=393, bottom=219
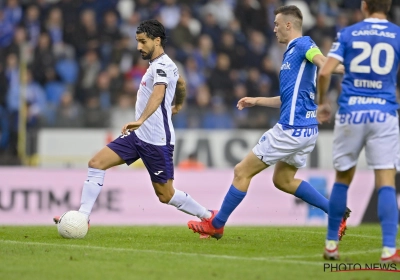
left=54, top=20, right=213, bottom=227
left=318, top=0, right=400, bottom=263
left=188, top=5, right=349, bottom=239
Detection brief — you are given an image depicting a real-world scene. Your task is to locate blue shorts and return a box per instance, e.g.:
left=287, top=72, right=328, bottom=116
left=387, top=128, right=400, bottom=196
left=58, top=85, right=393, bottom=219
left=107, top=132, right=174, bottom=183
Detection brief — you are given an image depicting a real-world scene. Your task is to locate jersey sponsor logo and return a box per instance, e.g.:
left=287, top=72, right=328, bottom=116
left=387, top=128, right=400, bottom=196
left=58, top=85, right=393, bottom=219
left=259, top=135, right=266, bottom=143
left=353, top=79, right=383, bottom=89
left=348, top=96, right=386, bottom=105
left=141, top=81, right=146, bottom=87
left=371, top=24, right=388, bottom=30
left=351, top=30, right=396, bottom=38
left=339, top=111, right=387, bottom=124
left=281, top=62, right=290, bottom=70
left=291, top=127, right=318, bottom=137
left=306, top=110, right=317, bottom=118
left=309, top=92, right=315, bottom=100
left=156, top=69, right=167, bottom=77
left=154, top=171, right=163, bottom=175
left=330, top=42, right=340, bottom=52
left=158, top=63, right=166, bottom=66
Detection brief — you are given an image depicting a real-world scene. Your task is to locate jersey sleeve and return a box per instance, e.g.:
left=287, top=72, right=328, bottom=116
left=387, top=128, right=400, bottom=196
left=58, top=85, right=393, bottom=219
left=152, top=63, right=170, bottom=88
left=327, top=30, right=346, bottom=62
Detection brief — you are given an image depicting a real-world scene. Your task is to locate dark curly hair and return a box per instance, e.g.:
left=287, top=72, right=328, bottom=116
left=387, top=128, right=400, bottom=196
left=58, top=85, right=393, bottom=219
left=136, top=19, right=167, bottom=48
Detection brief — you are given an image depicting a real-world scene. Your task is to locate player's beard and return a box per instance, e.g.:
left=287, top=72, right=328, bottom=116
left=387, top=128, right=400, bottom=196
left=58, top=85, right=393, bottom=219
left=141, top=45, right=155, bottom=60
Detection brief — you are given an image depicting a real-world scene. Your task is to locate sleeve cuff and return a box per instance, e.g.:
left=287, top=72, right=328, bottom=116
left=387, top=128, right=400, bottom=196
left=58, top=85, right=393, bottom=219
left=154, top=82, right=168, bottom=88
left=327, top=53, right=344, bottom=63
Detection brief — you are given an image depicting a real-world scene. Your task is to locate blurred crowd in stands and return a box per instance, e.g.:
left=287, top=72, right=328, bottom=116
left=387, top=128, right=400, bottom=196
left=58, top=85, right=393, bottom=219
left=1, top=0, right=400, bottom=160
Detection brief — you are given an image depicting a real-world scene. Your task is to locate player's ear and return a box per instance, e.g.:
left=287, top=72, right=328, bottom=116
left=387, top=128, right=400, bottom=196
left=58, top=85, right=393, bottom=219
left=155, top=37, right=161, bottom=47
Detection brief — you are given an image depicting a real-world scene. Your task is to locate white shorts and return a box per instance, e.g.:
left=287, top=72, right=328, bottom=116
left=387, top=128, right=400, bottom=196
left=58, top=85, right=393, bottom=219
left=333, top=110, right=400, bottom=171
left=252, top=123, right=318, bottom=168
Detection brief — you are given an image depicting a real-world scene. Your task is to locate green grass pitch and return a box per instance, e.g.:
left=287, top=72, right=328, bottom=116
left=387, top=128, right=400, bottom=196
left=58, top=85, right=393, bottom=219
left=0, top=225, right=399, bottom=280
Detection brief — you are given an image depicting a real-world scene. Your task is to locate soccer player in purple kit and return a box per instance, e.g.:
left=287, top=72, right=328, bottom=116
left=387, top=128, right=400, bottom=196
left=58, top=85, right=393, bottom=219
left=318, top=0, right=400, bottom=263
left=54, top=19, right=212, bottom=227
left=187, top=5, right=349, bottom=240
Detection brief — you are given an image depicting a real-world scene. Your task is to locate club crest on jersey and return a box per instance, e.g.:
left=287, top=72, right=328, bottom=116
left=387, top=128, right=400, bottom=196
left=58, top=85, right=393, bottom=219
left=156, top=69, right=167, bottom=77
left=281, top=62, right=290, bottom=70
left=330, top=42, right=340, bottom=52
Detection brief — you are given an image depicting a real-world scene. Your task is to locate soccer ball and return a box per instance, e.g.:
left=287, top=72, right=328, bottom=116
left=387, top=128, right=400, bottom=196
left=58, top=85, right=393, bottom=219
left=57, top=211, right=88, bottom=239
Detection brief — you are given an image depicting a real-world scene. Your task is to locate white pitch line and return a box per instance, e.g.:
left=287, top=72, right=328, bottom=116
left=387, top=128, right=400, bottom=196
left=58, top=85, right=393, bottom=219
left=279, top=229, right=382, bottom=240
left=0, top=239, right=387, bottom=266
left=275, top=249, right=382, bottom=259
left=0, top=240, right=322, bottom=266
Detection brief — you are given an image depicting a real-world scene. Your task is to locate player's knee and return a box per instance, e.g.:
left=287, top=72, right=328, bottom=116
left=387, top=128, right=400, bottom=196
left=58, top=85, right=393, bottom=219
left=233, top=163, right=248, bottom=180
left=157, top=193, right=171, bottom=204
left=88, top=157, right=104, bottom=170
left=272, top=176, right=288, bottom=191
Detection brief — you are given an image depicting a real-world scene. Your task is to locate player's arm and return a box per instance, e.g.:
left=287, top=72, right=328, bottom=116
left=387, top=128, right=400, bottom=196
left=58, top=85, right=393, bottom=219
left=172, top=76, right=186, bottom=115
left=237, top=96, right=281, bottom=110
left=121, top=84, right=166, bottom=134
left=307, top=49, right=344, bottom=74
left=316, top=57, right=341, bottom=123
left=317, top=57, right=341, bottom=105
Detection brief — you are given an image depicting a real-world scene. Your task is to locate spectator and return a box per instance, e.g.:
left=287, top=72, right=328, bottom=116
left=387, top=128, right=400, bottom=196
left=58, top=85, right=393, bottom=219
left=82, top=95, right=109, bottom=128
left=192, top=34, right=216, bottom=74
left=0, top=10, right=14, bottom=48
left=158, top=0, right=181, bottom=30
left=245, top=30, right=267, bottom=68
left=171, top=7, right=197, bottom=50
left=304, top=13, right=336, bottom=47
left=32, top=32, right=56, bottom=85
left=54, top=90, right=83, bottom=128
left=202, top=0, right=234, bottom=29
left=184, top=56, right=205, bottom=103
left=110, top=94, right=135, bottom=129
left=24, top=5, right=41, bottom=47
left=45, top=7, right=64, bottom=45
left=76, top=49, right=101, bottom=103
left=4, top=0, right=22, bottom=26
left=207, top=53, right=233, bottom=103
left=75, top=9, right=100, bottom=55
left=216, top=30, right=246, bottom=69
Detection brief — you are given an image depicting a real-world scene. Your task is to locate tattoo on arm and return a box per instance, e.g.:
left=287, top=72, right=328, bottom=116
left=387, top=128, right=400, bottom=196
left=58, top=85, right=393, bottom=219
left=175, top=77, right=186, bottom=106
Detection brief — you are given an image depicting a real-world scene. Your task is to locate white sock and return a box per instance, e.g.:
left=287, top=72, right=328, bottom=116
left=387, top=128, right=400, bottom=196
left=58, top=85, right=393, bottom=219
left=168, top=189, right=211, bottom=219
left=78, top=168, right=105, bottom=218
left=382, top=246, right=396, bottom=258
left=325, top=240, right=338, bottom=250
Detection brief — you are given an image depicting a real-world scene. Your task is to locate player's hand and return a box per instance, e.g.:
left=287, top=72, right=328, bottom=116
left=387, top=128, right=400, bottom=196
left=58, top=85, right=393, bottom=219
left=237, top=97, right=257, bottom=110
left=121, top=121, right=143, bottom=135
left=317, top=103, right=332, bottom=124
left=172, top=104, right=182, bottom=115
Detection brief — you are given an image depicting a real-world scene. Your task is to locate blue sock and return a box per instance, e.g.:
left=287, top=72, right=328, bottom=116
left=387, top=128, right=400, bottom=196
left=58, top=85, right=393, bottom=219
left=327, top=183, right=349, bottom=241
left=212, top=185, right=246, bottom=229
left=378, top=186, right=398, bottom=248
left=294, top=180, right=329, bottom=213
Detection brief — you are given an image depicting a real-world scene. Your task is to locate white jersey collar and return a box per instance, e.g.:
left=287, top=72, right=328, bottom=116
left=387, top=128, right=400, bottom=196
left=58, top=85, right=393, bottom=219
left=287, top=37, right=301, bottom=49
left=364, top=18, right=388, bottom=23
